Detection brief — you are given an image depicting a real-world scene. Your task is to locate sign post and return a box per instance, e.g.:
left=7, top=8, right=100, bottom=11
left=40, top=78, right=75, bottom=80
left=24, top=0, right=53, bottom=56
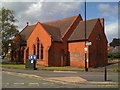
left=26, top=55, right=37, bottom=70
left=84, top=42, right=92, bottom=72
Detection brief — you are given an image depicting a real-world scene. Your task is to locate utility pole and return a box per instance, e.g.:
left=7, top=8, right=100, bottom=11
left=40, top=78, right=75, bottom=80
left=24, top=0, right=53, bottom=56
left=85, top=0, right=88, bottom=72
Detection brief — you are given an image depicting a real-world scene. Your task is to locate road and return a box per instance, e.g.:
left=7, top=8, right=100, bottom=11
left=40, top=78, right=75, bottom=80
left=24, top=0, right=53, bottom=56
left=1, top=68, right=119, bottom=88
left=2, top=72, right=79, bottom=88
left=2, top=68, right=118, bottom=82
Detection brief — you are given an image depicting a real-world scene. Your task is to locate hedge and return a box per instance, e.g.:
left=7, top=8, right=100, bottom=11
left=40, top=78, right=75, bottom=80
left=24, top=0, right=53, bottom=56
left=108, top=52, right=120, bottom=60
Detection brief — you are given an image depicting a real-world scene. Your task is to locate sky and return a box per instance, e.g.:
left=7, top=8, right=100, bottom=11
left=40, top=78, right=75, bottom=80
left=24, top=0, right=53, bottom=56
left=1, top=0, right=119, bottom=44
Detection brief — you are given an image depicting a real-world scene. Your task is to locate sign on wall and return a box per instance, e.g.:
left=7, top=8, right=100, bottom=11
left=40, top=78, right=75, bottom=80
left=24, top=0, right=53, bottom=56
left=28, top=55, right=37, bottom=63
left=86, top=42, right=92, bottom=46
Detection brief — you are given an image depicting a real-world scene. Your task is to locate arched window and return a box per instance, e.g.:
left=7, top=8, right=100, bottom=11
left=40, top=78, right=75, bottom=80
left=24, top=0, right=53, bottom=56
left=41, top=44, right=43, bottom=60
left=22, top=47, right=25, bottom=58
left=37, top=39, right=39, bottom=59
left=34, top=45, right=36, bottom=55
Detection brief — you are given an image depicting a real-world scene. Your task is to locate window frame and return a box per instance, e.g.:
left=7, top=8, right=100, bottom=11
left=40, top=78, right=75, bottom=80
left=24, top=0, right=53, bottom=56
left=41, top=44, right=43, bottom=60
left=37, top=39, right=39, bottom=59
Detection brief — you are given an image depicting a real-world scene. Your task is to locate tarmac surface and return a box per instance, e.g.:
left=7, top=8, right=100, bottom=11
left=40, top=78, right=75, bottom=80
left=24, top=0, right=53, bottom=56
left=2, top=68, right=118, bottom=82
left=1, top=68, right=119, bottom=88
left=1, top=60, right=119, bottom=88
left=1, top=70, right=118, bottom=88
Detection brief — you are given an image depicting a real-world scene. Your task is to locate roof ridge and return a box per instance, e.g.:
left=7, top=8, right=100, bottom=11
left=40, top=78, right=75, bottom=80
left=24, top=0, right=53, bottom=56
left=41, top=23, right=60, bottom=30
left=61, top=14, right=81, bottom=38
left=43, top=15, right=78, bottom=23
left=19, top=24, right=36, bottom=34
left=81, top=18, right=99, bottom=22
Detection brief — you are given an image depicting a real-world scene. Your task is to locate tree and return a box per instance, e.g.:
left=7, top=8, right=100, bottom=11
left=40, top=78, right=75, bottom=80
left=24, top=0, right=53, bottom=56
left=109, top=38, right=120, bottom=47
left=0, top=7, right=19, bottom=55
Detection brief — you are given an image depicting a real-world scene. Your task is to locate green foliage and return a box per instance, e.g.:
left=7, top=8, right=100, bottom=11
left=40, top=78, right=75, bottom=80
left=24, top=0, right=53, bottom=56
left=108, top=52, right=120, bottom=60
left=0, top=7, right=19, bottom=54
left=109, top=38, right=120, bottom=47
left=1, top=64, right=84, bottom=71
left=111, top=67, right=120, bottom=72
left=6, top=53, right=10, bottom=58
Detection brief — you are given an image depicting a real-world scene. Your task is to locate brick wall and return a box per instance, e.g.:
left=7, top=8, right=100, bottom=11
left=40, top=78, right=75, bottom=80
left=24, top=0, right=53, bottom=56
left=26, top=22, right=52, bottom=66
left=68, top=41, right=89, bottom=67
left=88, top=20, right=108, bottom=67
left=68, top=20, right=108, bottom=68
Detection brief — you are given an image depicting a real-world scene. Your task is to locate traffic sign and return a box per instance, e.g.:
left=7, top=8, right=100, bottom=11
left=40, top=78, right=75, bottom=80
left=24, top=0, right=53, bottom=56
left=86, top=42, right=92, bottom=46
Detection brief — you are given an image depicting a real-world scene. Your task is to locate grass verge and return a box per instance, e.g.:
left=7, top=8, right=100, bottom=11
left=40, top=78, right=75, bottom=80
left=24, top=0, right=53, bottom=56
left=111, top=67, right=120, bottom=72
left=1, top=64, right=84, bottom=71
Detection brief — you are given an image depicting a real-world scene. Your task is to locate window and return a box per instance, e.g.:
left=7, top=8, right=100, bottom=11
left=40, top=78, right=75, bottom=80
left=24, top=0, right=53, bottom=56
left=41, top=44, right=43, bottom=60
left=37, top=39, right=39, bottom=59
left=34, top=45, right=36, bottom=55
left=96, top=35, right=100, bottom=41
left=22, top=47, right=25, bottom=58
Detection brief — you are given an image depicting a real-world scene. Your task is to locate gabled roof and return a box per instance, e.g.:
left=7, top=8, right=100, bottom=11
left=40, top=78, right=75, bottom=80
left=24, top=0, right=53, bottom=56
left=19, top=15, right=78, bottom=42
left=68, top=18, right=99, bottom=41
left=20, top=25, right=36, bottom=41
left=42, top=15, right=78, bottom=37
left=19, top=15, right=100, bottom=43
left=41, top=23, right=62, bottom=42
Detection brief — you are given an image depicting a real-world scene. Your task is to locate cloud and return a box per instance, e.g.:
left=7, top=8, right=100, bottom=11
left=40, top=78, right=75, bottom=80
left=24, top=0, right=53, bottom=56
left=2, top=2, right=83, bottom=31
left=25, top=2, right=83, bottom=22
left=98, top=4, right=118, bottom=17
left=105, top=21, right=118, bottom=43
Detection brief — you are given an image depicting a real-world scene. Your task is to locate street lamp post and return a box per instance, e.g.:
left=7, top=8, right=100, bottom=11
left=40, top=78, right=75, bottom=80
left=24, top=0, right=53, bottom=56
left=85, top=0, right=88, bottom=72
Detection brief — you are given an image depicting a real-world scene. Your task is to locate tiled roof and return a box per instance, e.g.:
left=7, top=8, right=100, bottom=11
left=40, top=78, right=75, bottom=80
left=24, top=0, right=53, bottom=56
left=42, top=15, right=77, bottom=37
left=41, top=23, right=62, bottom=42
left=20, top=25, right=36, bottom=41
left=19, top=15, right=98, bottom=42
left=68, top=18, right=99, bottom=41
left=19, top=15, right=77, bottom=42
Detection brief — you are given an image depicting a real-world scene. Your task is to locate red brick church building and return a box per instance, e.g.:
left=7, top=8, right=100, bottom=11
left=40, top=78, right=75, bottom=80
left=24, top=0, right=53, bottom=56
left=11, top=14, right=108, bottom=68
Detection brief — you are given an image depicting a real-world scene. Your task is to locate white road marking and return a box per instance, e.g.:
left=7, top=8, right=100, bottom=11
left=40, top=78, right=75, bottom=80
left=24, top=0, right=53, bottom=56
left=13, top=83, right=24, bottom=85
left=28, top=83, right=39, bottom=86
left=53, top=71, right=77, bottom=73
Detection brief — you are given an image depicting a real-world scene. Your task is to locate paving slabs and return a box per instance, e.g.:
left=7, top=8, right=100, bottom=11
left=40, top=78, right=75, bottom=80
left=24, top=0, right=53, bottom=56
left=47, top=76, right=87, bottom=83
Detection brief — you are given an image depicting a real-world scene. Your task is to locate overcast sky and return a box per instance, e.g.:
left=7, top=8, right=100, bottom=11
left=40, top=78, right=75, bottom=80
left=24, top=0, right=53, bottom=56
left=1, top=1, right=119, bottom=44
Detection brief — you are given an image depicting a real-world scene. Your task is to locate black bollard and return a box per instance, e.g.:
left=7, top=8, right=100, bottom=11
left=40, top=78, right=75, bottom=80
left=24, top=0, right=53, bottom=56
left=34, top=59, right=37, bottom=70
left=105, top=67, right=107, bottom=81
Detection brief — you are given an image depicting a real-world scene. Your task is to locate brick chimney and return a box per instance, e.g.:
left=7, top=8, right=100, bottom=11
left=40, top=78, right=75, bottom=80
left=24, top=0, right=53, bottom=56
left=100, top=17, right=104, bottom=31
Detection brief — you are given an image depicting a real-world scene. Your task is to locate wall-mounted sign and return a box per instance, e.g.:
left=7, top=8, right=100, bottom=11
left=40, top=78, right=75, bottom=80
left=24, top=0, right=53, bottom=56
left=86, top=42, right=92, bottom=46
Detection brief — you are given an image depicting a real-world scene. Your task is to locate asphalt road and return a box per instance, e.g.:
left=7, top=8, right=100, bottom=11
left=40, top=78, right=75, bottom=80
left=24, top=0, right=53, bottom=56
left=1, top=71, right=118, bottom=88
left=2, top=68, right=118, bottom=82
left=2, top=72, right=77, bottom=88
left=0, top=60, right=119, bottom=88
